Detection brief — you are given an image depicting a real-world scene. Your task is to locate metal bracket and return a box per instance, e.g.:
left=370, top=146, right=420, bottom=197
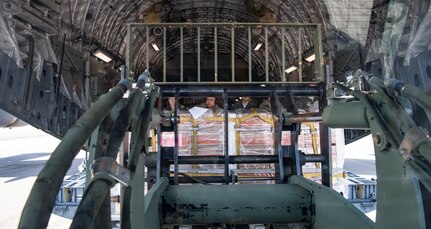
left=92, top=157, right=130, bottom=187
left=399, top=127, right=430, bottom=160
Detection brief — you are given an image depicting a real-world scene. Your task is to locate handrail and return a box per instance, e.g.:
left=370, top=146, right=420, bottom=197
left=126, top=22, right=324, bottom=84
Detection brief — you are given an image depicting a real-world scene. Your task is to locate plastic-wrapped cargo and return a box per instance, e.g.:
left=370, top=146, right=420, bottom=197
left=234, top=109, right=275, bottom=178
left=287, top=122, right=344, bottom=183
left=162, top=109, right=278, bottom=177
left=298, top=122, right=322, bottom=182
left=162, top=108, right=225, bottom=174
left=162, top=110, right=344, bottom=183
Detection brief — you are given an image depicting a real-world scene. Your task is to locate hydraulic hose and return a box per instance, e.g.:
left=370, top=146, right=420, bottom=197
left=71, top=72, right=152, bottom=229
left=388, top=79, right=431, bottom=111
left=71, top=88, right=140, bottom=229
left=122, top=71, right=159, bottom=228
left=19, top=80, right=130, bottom=229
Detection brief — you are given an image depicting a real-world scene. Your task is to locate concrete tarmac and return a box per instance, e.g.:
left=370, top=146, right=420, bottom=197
left=0, top=121, right=85, bottom=228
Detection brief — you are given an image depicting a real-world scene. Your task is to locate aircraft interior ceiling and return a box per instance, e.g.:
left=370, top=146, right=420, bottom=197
left=1, top=0, right=398, bottom=79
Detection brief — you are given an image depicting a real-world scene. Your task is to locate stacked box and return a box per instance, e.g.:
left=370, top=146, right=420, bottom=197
left=235, top=109, right=275, bottom=178
left=298, top=122, right=322, bottom=181
left=161, top=111, right=343, bottom=182
left=162, top=110, right=225, bottom=173
left=294, top=123, right=343, bottom=182
left=161, top=112, right=224, bottom=156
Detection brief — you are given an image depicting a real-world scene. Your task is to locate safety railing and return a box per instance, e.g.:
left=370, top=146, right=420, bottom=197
left=126, top=23, right=324, bottom=84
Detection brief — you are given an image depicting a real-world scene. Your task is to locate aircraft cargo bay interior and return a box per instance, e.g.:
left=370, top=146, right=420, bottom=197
left=0, top=0, right=430, bottom=228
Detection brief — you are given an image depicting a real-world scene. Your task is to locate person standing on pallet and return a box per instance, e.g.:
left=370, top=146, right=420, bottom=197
left=199, top=96, right=222, bottom=115
left=165, top=97, right=185, bottom=113
left=258, top=97, right=271, bottom=110
left=232, top=96, right=257, bottom=110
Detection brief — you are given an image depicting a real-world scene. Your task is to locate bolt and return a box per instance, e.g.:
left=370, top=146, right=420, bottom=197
left=373, top=133, right=383, bottom=146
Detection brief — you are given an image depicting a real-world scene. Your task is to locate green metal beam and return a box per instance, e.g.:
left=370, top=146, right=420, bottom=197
left=325, top=78, right=428, bottom=228
left=161, top=184, right=312, bottom=225
left=322, top=101, right=369, bottom=129
left=366, top=95, right=426, bottom=229
left=314, top=24, right=324, bottom=82
left=130, top=153, right=146, bottom=229
left=143, top=178, right=169, bottom=228
left=289, top=176, right=374, bottom=229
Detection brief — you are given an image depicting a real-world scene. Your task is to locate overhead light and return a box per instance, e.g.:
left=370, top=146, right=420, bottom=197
left=254, top=43, right=263, bottom=51
left=305, top=54, right=315, bottom=62
left=178, top=226, right=192, bottom=229
left=260, top=84, right=266, bottom=87
left=151, top=43, right=160, bottom=51
left=285, top=66, right=298, bottom=73
left=93, top=50, right=112, bottom=63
